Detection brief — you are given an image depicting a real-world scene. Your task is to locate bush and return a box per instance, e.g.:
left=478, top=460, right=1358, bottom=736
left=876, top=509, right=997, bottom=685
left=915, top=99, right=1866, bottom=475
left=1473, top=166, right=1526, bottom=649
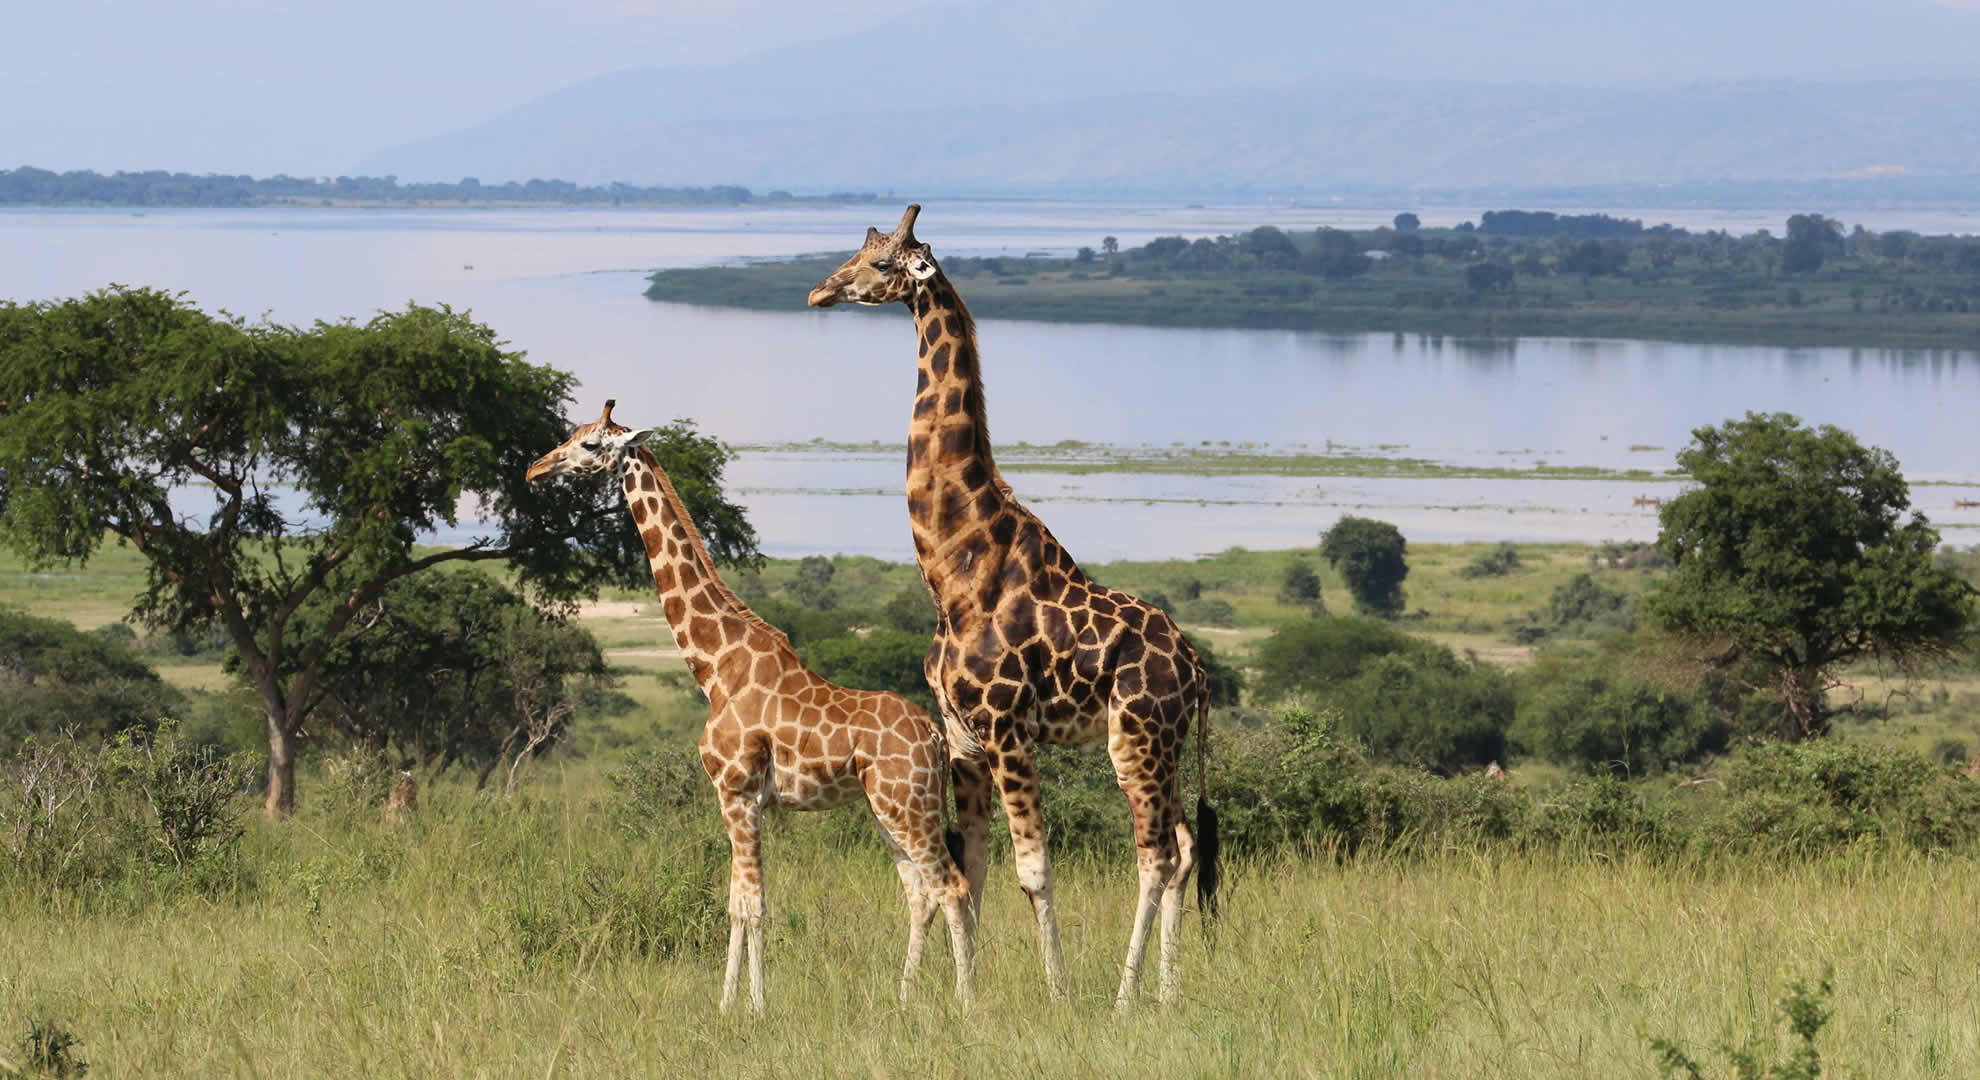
left=1513, top=642, right=1732, bottom=775
left=1321, top=516, right=1408, bottom=617
left=1457, top=543, right=1522, bottom=579
left=1278, top=561, right=1323, bottom=607
left=1251, top=618, right=1510, bottom=771
left=609, top=745, right=713, bottom=836
left=1710, top=740, right=1980, bottom=855
left=0, top=608, right=183, bottom=749
left=1, top=723, right=257, bottom=901
left=1507, top=573, right=1636, bottom=644
left=1178, top=597, right=1237, bottom=627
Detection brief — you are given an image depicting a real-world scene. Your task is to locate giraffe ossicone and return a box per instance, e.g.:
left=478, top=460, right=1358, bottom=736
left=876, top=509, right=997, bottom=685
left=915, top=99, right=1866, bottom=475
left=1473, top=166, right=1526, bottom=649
left=809, top=208, right=1223, bottom=1009
left=527, top=398, right=975, bottom=1014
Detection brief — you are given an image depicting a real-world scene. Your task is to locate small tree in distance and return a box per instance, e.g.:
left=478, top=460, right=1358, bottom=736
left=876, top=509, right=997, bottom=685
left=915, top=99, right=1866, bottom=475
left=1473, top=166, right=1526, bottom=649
left=1646, top=412, right=1974, bottom=740
left=1320, top=517, right=1409, bottom=617
left=1393, top=212, right=1421, bottom=232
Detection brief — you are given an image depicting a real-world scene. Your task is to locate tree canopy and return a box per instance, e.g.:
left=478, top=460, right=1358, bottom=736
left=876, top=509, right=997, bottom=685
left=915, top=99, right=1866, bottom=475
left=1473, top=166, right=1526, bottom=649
left=0, top=287, right=758, bottom=814
left=1320, top=516, right=1409, bottom=617
left=1645, top=412, right=1974, bottom=739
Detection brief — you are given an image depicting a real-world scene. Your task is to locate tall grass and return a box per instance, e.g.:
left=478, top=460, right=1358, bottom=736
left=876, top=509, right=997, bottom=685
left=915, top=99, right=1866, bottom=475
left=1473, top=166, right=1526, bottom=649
left=5, top=758, right=1978, bottom=1078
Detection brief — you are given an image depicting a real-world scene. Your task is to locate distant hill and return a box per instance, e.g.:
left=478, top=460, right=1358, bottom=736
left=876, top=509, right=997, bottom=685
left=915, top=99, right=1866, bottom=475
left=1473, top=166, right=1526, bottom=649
left=359, top=76, right=1980, bottom=198
left=353, top=0, right=1980, bottom=197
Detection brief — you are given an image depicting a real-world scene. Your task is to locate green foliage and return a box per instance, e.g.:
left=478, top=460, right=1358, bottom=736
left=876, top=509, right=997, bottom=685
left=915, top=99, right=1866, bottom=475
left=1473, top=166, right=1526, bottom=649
left=1512, top=641, right=1733, bottom=775
left=1711, top=741, right=1980, bottom=856
left=1783, top=213, right=1843, bottom=275
left=607, top=745, right=712, bottom=836
left=1251, top=618, right=1510, bottom=771
left=0, top=287, right=757, bottom=812
left=789, top=555, right=838, bottom=611
left=1184, top=634, right=1244, bottom=708
left=0, top=607, right=182, bottom=748
left=1650, top=969, right=1834, bottom=1080
left=878, top=586, right=936, bottom=634
left=1647, top=412, right=1975, bottom=739
left=1507, top=572, right=1636, bottom=644
left=1, top=724, right=257, bottom=901
left=1277, top=560, right=1323, bottom=606
left=1178, top=597, right=1237, bottom=627
left=798, top=629, right=936, bottom=711
left=295, top=570, right=608, bottom=785
left=497, top=841, right=726, bottom=968
left=1320, top=516, right=1409, bottom=617
left=1456, top=542, right=1522, bottom=579
left=15, top=1018, right=88, bottom=1077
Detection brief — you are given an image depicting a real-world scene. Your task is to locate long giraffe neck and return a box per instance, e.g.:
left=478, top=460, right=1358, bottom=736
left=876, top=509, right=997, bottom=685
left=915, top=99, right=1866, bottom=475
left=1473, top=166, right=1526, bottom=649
left=905, top=274, right=1032, bottom=613
left=621, top=448, right=786, bottom=696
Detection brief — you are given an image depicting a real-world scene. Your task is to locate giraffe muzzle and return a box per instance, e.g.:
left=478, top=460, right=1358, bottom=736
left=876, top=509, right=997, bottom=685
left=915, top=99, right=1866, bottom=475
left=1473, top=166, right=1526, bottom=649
left=806, top=281, right=844, bottom=308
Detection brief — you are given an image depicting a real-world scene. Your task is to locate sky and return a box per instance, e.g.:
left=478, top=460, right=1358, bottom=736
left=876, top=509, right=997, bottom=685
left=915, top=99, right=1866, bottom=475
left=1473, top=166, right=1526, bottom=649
left=5, top=0, right=1980, bottom=179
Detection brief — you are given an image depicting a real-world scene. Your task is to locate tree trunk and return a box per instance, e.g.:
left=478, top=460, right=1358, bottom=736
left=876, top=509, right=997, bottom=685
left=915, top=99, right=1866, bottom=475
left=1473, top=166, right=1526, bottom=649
left=1778, top=666, right=1831, bottom=742
left=265, top=710, right=299, bottom=819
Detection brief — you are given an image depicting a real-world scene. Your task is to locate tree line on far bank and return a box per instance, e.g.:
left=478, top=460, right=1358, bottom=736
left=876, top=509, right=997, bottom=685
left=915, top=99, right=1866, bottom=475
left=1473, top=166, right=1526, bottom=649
left=0, top=166, right=880, bottom=207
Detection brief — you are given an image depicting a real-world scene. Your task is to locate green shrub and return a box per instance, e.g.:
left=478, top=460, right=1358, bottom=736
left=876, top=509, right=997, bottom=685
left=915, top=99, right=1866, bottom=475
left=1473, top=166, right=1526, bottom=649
left=609, top=745, right=713, bottom=836
left=1252, top=618, right=1510, bottom=771
left=1, top=724, right=257, bottom=902
left=1513, top=643, right=1732, bottom=775
left=1507, top=572, right=1636, bottom=644
left=0, top=607, right=182, bottom=748
left=1178, top=597, right=1237, bottom=627
left=1457, top=543, right=1522, bottom=579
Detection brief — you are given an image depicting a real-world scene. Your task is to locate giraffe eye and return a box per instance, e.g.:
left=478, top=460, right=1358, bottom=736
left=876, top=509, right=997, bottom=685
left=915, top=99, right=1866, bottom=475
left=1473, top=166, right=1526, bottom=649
left=874, top=258, right=895, bottom=271
left=580, top=440, right=600, bottom=451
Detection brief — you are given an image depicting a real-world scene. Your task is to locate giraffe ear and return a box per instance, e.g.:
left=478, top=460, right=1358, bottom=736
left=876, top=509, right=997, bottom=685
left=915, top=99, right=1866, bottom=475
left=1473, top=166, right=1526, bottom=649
left=906, top=247, right=937, bottom=281
left=623, top=427, right=659, bottom=446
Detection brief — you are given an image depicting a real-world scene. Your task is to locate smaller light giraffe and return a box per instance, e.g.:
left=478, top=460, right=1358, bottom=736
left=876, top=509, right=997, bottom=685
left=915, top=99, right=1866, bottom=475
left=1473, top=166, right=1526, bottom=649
left=527, top=401, right=973, bottom=1013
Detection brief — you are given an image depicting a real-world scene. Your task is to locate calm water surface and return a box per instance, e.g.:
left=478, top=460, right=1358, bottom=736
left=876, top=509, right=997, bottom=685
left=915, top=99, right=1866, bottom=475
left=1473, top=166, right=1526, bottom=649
left=7, top=204, right=1977, bottom=560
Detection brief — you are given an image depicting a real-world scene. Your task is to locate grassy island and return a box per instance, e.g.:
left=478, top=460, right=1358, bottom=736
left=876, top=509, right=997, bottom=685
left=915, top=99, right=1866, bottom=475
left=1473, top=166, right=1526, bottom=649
left=647, top=212, right=1980, bottom=349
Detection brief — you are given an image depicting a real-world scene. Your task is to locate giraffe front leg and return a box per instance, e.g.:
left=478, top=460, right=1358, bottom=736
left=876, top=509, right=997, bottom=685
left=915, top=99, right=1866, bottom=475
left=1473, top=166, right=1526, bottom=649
left=989, top=742, right=1067, bottom=1000
left=718, top=791, right=767, bottom=1014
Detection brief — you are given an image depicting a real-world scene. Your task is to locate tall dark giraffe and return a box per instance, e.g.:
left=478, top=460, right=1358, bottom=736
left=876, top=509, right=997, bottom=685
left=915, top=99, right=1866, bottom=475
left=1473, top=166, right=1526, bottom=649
left=808, top=206, right=1220, bottom=1008
left=527, top=400, right=974, bottom=1013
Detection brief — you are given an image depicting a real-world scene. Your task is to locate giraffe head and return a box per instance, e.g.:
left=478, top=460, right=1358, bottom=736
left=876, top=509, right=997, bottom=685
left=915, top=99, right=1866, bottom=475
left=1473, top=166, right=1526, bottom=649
left=806, top=204, right=939, bottom=308
left=525, top=399, right=656, bottom=483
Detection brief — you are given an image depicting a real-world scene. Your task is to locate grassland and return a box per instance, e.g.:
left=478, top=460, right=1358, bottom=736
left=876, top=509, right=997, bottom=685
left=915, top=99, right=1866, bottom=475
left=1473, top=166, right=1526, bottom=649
left=7, top=538, right=1980, bottom=1078
left=5, top=769, right=1980, bottom=1079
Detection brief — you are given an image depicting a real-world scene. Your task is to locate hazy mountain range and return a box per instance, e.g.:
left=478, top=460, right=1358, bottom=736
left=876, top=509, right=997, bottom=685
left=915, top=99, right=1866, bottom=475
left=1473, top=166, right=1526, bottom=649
left=361, top=77, right=1980, bottom=198
left=350, top=0, right=1980, bottom=197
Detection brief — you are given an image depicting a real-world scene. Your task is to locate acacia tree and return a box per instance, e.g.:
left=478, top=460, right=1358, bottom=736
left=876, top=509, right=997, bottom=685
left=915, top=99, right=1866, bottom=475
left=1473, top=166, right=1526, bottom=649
left=0, top=287, right=756, bottom=815
left=1646, top=412, right=1973, bottom=740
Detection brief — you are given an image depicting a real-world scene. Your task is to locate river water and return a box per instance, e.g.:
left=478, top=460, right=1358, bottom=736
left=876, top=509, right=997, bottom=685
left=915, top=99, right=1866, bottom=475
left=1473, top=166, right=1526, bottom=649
left=5, top=203, right=1976, bottom=560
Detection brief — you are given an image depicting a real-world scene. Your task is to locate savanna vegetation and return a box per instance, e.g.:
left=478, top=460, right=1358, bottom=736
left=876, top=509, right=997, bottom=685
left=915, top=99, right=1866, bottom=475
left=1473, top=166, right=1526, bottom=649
left=4, top=292, right=1980, bottom=1076
left=645, top=211, right=1980, bottom=348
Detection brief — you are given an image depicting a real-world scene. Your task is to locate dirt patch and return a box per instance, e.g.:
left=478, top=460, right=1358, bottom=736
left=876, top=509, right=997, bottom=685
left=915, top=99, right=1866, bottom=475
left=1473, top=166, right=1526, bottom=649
left=578, top=600, right=655, bottom=619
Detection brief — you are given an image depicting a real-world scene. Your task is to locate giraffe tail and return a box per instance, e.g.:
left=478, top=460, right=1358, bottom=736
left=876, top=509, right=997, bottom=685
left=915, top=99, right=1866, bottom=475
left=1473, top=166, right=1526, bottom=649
left=1195, top=687, right=1221, bottom=923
